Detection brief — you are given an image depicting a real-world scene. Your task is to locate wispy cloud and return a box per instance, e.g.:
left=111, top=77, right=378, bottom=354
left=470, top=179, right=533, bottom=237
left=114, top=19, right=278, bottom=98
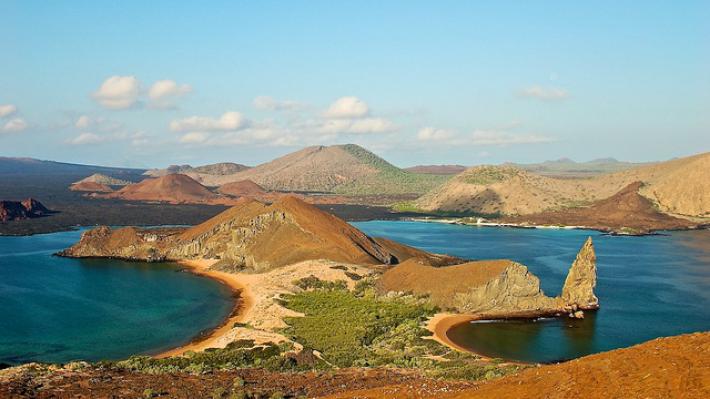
left=0, top=104, right=17, bottom=118
left=519, top=85, right=569, bottom=101
left=253, top=96, right=304, bottom=111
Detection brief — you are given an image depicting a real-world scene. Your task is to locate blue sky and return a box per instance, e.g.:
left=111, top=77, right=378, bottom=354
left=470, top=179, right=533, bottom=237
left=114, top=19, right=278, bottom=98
left=1, top=1, right=708, bottom=168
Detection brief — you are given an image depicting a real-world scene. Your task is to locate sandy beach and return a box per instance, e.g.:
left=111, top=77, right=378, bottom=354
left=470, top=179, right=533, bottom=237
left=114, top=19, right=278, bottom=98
left=426, top=313, right=479, bottom=353
left=156, top=259, right=255, bottom=358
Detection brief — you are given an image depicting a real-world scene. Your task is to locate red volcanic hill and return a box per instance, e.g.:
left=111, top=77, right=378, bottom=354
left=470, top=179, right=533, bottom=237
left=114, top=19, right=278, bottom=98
left=217, top=180, right=267, bottom=197
left=104, top=174, right=220, bottom=204
left=0, top=198, right=50, bottom=222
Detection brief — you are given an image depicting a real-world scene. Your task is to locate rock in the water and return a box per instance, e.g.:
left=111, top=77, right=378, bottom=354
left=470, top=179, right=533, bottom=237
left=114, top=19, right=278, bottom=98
left=561, top=237, right=599, bottom=310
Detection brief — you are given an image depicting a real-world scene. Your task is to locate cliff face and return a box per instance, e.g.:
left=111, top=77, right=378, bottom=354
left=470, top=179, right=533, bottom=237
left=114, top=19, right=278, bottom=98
left=378, top=237, right=599, bottom=317
left=452, top=262, right=559, bottom=314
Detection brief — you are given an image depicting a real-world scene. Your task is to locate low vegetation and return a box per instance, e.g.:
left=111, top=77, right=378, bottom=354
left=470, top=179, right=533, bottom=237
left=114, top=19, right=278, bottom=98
left=95, top=277, right=520, bottom=382
left=335, top=144, right=450, bottom=195
left=281, top=278, right=522, bottom=379
left=460, top=167, right=519, bottom=185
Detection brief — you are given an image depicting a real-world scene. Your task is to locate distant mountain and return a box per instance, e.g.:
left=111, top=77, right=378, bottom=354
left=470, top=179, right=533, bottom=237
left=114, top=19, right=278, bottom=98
left=100, top=174, right=224, bottom=204
left=0, top=157, right=144, bottom=177
left=414, top=165, right=589, bottom=216
left=415, top=152, right=710, bottom=218
left=217, top=180, right=267, bottom=197
left=144, top=162, right=251, bottom=178
left=503, top=182, right=699, bottom=234
left=200, top=144, right=449, bottom=195
left=69, top=181, right=114, bottom=193
left=512, top=157, right=648, bottom=178
left=73, top=173, right=132, bottom=186
left=404, top=165, right=467, bottom=175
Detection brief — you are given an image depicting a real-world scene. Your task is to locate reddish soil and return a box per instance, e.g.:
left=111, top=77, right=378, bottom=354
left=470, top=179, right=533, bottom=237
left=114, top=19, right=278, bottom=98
left=69, top=181, right=114, bottom=193
left=0, top=198, right=50, bottom=222
left=0, top=367, right=475, bottom=399
left=326, top=332, right=710, bottom=399
left=503, top=181, right=699, bottom=234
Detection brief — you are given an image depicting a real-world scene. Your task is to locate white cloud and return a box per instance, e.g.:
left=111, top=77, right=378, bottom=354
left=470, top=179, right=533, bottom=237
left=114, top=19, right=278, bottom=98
left=148, top=80, right=192, bottom=108
left=253, top=96, right=303, bottom=111
left=1, top=118, right=28, bottom=133
left=93, top=76, right=141, bottom=109
left=170, top=111, right=248, bottom=132
left=469, top=129, right=553, bottom=145
left=324, top=96, right=369, bottom=118
left=519, top=85, right=569, bottom=101
left=67, top=132, right=105, bottom=145
left=75, top=115, right=91, bottom=129
left=318, top=117, right=396, bottom=135
left=179, top=132, right=209, bottom=144
left=0, top=104, right=17, bottom=118
left=417, top=127, right=454, bottom=141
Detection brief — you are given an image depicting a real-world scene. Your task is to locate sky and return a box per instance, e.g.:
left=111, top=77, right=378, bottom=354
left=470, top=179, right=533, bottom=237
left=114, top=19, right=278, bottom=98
left=1, top=1, right=708, bottom=169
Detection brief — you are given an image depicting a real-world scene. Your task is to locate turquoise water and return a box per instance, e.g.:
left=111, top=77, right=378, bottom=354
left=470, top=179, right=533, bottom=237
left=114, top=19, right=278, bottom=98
left=353, top=221, right=710, bottom=363
left=0, top=229, right=234, bottom=365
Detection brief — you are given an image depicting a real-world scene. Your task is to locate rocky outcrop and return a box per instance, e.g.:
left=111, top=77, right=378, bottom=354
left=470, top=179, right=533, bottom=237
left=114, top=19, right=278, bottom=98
left=0, top=198, right=50, bottom=222
left=378, top=237, right=599, bottom=317
left=561, top=237, right=599, bottom=309
left=451, top=262, right=559, bottom=314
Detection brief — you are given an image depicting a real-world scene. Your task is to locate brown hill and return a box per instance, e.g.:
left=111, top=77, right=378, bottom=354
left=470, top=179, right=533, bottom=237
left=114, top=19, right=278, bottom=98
left=101, top=174, right=220, bottom=204
left=61, top=196, right=442, bottom=272
left=0, top=198, right=50, bottom=222
left=404, top=165, right=467, bottom=175
left=69, top=181, right=114, bottom=193
left=415, top=152, right=710, bottom=218
left=504, top=182, right=699, bottom=234
left=194, top=144, right=448, bottom=195
left=217, top=180, right=267, bottom=197
left=414, top=165, right=589, bottom=216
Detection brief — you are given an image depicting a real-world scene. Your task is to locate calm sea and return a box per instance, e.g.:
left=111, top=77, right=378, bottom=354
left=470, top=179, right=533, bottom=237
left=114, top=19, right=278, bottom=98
left=354, top=221, right=710, bottom=363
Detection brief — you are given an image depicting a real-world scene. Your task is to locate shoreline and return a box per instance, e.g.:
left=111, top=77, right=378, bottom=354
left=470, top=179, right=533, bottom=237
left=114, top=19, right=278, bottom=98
left=405, top=216, right=709, bottom=236
left=155, top=259, right=255, bottom=358
left=426, top=313, right=480, bottom=354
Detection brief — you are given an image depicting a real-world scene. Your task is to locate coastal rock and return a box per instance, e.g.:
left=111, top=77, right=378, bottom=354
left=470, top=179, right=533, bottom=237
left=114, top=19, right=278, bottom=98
left=377, top=237, right=600, bottom=317
left=561, top=237, right=599, bottom=310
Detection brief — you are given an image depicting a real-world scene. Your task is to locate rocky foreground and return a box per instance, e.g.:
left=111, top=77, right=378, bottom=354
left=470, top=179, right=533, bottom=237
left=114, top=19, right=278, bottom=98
left=1, top=333, right=706, bottom=398
left=326, top=332, right=710, bottom=399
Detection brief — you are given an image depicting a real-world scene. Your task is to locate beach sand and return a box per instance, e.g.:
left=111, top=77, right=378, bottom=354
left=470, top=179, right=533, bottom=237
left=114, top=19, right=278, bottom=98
left=426, top=313, right=479, bottom=353
left=156, top=259, right=373, bottom=358
left=156, top=259, right=256, bottom=358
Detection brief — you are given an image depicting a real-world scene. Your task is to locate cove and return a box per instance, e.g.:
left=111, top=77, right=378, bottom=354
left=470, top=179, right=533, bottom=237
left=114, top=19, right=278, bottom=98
left=0, top=229, right=234, bottom=365
left=353, top=221, right=710, bottom=363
